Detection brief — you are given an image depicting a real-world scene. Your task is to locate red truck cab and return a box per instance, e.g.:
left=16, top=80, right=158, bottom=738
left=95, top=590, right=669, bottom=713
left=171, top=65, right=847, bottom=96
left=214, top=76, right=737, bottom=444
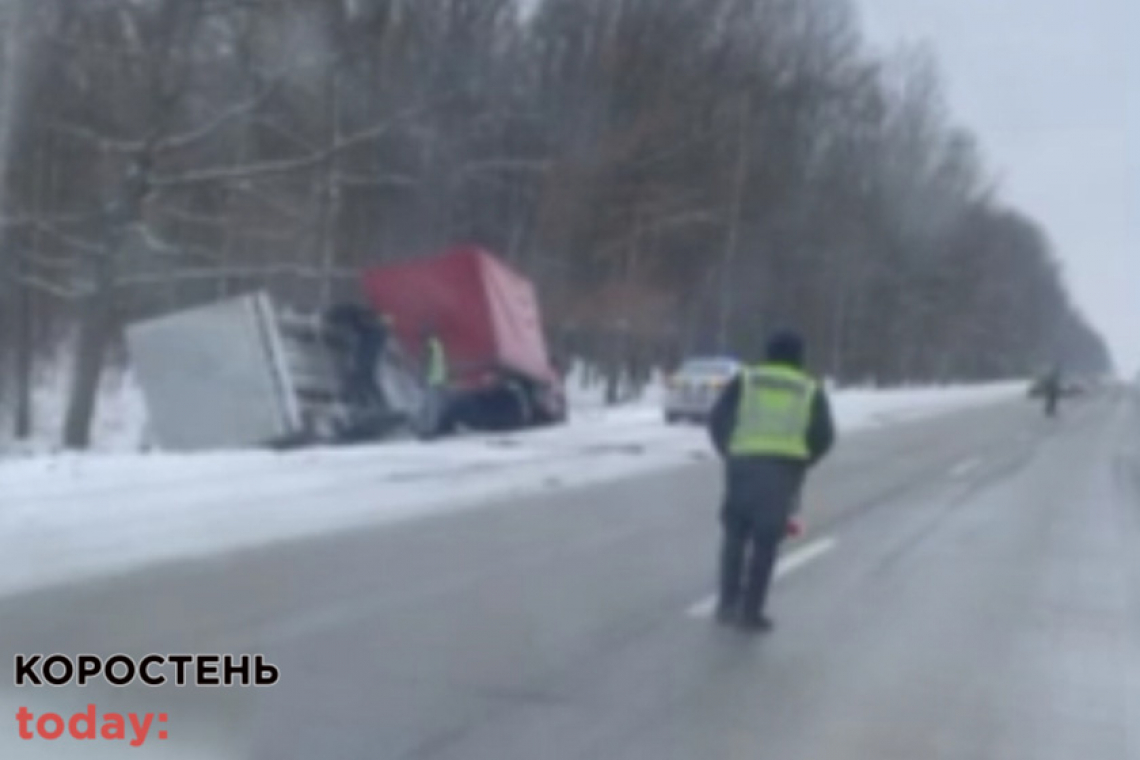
left=360, top=246, right=566, bottom=431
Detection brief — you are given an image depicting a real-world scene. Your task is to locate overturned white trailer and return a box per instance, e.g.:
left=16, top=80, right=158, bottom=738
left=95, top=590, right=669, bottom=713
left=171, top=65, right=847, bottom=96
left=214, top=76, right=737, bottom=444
left=125, top=291, right=425, bottom=452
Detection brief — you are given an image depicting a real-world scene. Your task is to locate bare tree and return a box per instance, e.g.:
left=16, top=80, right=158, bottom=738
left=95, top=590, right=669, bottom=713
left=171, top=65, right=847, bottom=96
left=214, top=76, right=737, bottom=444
left=0, top=0, right=1111, bottom=447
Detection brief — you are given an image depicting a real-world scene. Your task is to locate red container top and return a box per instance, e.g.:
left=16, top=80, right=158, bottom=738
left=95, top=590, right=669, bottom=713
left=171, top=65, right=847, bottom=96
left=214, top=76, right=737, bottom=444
left=360, top=246, right=556, bottom=388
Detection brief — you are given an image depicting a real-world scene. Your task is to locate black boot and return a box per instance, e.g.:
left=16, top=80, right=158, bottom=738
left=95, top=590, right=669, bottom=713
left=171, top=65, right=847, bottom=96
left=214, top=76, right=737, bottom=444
left=714, top=601, right=738, bottom=626
left=738, top=613, right=774, bottom=633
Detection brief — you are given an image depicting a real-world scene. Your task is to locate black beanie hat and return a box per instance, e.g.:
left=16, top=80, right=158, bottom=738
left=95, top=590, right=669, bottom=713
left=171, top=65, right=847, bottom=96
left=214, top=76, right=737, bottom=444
left=765, top=329, right=805, bottom=367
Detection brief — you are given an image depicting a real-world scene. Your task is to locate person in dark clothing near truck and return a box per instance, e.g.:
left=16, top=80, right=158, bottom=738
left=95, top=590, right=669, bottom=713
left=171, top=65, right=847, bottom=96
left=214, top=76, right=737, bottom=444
left=326, top=303, right=389, bottom=409
left=707, top=329, right=836, bottom=632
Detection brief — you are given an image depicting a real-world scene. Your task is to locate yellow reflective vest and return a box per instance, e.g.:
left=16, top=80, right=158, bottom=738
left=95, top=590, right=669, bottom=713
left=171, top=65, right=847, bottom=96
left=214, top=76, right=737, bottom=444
left=728, top=364, right=817, bottom=459
left=426, top=336, right=447, bottom=386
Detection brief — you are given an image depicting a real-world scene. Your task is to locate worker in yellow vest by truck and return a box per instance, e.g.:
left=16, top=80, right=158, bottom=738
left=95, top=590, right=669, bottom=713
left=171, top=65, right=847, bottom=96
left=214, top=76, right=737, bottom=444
left=420, top=327, right=449, bottom=437
left=707, top=329, right=835, bottom=632
left=426, top=333, right=447, bottom=387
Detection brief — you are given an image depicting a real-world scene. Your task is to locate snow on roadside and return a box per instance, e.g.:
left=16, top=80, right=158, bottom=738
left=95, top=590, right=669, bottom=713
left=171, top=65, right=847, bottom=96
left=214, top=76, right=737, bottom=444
left=0, top=380, right=1026, bottom=598
left=828, top=382, right=1031, bottom=427
left=0, top=358, right=148, bottom=457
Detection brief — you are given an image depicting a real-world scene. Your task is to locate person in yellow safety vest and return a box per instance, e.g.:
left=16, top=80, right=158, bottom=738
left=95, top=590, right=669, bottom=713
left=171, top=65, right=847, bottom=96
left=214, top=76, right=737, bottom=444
left=706, top=329, right=835, bottom=633
left=425, top=332, right=447, bottom=387
left=419, top=327, right=449, bottom=437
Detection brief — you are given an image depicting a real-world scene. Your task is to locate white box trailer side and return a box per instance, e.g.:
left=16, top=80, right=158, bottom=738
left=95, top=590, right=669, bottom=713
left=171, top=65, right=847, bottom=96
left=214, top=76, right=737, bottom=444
left=125, top=291, right=304, bottom=451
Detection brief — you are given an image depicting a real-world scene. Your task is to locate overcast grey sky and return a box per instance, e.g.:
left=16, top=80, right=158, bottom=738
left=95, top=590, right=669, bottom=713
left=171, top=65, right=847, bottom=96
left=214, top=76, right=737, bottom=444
left=857, top=0, right=1139, bottom=373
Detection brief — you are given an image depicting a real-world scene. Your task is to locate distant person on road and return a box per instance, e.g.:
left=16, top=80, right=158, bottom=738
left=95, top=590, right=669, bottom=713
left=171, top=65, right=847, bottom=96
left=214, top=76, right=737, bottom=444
left=707, top=329, right=835, bottom=632
left=1042, top=364, right=1063, bottom=417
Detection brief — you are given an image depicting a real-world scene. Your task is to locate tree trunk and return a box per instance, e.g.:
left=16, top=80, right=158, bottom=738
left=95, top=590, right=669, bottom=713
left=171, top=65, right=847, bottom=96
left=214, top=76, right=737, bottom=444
left=604, top=367, right=620, bottom=406
left=829, top=289, right=846, bottom=382
left=14, top=260, right=32, bottom=439
left=62, top=156, right=146, bottom=450
left=0, top=0, right=30, bottom=438
left=62, top=251, right=116, bottom=450
left=716, top=93, right=752, bottom=352
left=316, top=62, right=344, bottom=308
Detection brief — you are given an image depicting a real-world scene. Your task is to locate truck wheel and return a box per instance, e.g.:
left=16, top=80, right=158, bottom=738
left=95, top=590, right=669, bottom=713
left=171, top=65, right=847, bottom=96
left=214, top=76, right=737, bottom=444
left=530, top=384, right=566, bottom=427
left=512, top=383, right=535, bottom=429
left=438, top=403, right=459, bottom=435
left=536, top=406, right=567, bottom=426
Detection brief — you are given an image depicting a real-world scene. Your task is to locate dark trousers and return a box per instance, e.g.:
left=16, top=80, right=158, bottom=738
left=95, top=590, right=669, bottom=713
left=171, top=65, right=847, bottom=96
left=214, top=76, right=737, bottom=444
left=347, top=370, right=383, bottom=408
left=719, top=517, right=784, bottom=618
left=716, top=457, right=804, bottom=619
left=419, top=386, right=449, bottom=436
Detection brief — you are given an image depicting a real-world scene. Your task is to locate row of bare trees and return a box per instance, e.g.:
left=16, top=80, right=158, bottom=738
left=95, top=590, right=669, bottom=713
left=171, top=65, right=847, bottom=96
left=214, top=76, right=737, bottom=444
left=0, top=0, right=1113, bottom=448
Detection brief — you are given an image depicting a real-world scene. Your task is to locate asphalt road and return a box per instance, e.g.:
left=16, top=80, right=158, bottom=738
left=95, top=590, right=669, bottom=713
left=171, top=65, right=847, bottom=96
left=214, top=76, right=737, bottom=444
left=2, top=387, right=1139, bottom=759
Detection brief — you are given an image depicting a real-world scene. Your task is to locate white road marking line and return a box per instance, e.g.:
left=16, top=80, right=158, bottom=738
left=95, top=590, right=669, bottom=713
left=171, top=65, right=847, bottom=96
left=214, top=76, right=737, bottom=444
left=686, top=536, right=838, bottom=618
left=950, top=458, right=981, bottom=478
left=687, top=596, right=718, bottom=618
left=776, top=536, right=838, bottom=576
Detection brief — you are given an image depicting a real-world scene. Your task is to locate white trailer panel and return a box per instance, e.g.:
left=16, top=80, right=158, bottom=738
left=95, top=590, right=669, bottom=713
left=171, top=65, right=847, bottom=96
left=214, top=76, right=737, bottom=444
left=125, top=291, right=300, bottom=451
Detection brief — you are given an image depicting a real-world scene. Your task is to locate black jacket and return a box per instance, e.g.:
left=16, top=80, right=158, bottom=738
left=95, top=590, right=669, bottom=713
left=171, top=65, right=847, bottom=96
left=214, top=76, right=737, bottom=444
left=707, top=365, right=835, bottom=467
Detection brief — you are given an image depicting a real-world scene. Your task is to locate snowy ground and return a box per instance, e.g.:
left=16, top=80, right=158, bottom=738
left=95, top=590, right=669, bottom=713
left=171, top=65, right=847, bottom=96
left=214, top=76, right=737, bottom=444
left=0, top=379, right=1027, bottom=599
left=0, top=362, right=147, bottom=457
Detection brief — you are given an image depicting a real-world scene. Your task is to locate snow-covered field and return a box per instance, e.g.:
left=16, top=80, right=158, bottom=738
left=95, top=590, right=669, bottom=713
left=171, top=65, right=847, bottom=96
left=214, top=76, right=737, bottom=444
left=0, top=378, right=1026, bottom=599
